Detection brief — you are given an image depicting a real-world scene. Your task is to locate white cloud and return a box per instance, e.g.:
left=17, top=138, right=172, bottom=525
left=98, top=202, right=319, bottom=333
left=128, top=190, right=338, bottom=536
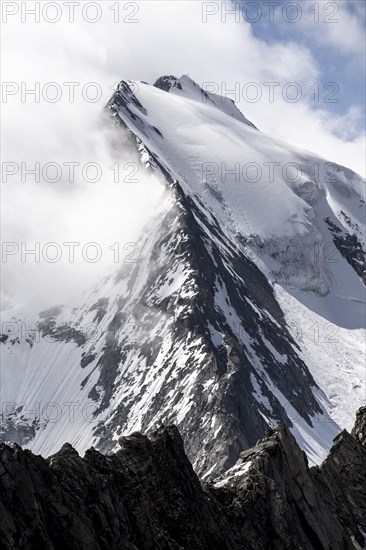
left=302, top=1, right=366, bottom=58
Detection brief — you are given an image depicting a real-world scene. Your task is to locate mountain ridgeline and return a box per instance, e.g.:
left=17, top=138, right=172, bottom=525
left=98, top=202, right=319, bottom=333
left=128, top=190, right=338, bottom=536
left=0, top=408, right=365, bottom=549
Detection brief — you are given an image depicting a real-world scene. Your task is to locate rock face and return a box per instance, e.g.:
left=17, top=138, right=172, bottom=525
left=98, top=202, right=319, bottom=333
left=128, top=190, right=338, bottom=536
left=1, top=408, right=365, bottom=550
left=211, top=411, right=366, bottom=550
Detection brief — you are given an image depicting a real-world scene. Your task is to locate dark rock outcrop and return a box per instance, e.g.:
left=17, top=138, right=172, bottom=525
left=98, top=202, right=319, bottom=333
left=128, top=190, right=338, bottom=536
left=1, top=408, right=365, bottom=550
left=325, top=216, right=366, bottom=283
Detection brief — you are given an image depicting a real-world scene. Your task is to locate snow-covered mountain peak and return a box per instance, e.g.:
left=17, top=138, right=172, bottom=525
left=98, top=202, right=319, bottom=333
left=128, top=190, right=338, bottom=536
left=109, top=77, right=365, bottom=298
left=153, top=73, right=257, bottom=128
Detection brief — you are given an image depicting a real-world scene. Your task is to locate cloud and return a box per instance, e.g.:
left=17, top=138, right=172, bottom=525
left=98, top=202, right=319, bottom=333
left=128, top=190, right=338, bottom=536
left=1, top=0, right=364, bottom=314
left=301, top=1, right=366, bottom=58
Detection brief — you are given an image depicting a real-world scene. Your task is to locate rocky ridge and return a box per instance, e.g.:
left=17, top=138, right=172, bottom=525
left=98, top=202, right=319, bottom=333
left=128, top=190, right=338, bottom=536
left=0, top=407, right=365, bottom=550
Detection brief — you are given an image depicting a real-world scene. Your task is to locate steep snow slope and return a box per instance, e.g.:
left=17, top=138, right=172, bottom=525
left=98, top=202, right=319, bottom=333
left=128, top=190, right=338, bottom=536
left=275, top=285, right=365, bottom=434
left=111, top=76, right=365, bottom=297
left=1, top=75, right=364, bottom=478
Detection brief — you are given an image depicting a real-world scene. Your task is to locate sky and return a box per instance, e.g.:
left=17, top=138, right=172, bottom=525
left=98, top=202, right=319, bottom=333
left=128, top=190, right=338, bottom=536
left=1, top=0, right=365, bottom=313
left=237, top=0, right=365, bottom=144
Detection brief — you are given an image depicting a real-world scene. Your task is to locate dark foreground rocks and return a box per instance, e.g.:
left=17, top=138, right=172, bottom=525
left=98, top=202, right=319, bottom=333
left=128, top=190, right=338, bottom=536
left=0, top=408, right=365, bottom=550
